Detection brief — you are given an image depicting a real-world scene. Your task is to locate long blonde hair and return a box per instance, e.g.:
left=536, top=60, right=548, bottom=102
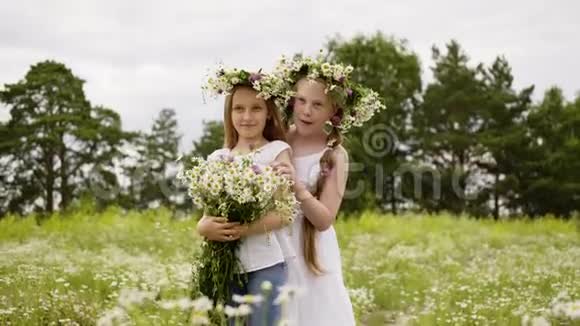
left=302, top=127, right=342, bottom=275
left=223, top=85, right=286, bottom=148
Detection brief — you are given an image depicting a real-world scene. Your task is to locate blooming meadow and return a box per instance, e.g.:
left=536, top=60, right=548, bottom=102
left=0, top=207, right=578, bottom=325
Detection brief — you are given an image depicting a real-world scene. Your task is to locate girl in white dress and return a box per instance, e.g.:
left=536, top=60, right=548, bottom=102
left=271, top=56, right=385, bottom=326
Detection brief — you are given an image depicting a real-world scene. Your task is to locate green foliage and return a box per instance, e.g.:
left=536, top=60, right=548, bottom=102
left=191, top=120, right=224, bottom=159
left=410, top=40, right=490, bottom=215
left=326, top=32, right=422, bottom=214
left=0, top=60, right=130, bottom=215
left=516, top=88, right=580, bottom=217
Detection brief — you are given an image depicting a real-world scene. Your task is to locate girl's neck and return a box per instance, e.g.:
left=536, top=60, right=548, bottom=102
left=232, top=136, right=269, bottom=154
left=288, top=125, right=328, bottom=150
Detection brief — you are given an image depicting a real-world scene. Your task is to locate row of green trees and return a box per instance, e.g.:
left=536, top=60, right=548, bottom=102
left=1, top=33, right=579, bottom=219
left=331, top=34, right=579, bottom=218
left=0, top=61, right=182, bottom=215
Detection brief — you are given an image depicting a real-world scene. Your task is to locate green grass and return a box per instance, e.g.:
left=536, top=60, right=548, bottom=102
left=0, top=208, right=579, bottom=325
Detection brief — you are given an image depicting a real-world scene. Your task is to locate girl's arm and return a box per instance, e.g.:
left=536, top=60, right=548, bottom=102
left=295, top=146, right=349, bottom=231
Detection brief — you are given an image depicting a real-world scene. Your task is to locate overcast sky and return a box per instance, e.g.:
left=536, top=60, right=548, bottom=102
left=1, top=0, right=578, bottom=151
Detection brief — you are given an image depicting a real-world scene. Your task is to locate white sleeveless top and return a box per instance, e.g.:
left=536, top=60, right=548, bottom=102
left=208, top=140, right=296, bottom=273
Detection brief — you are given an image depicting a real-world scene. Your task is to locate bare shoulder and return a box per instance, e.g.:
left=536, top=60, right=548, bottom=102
left=331, top=145, right=349, bottom=163
left=274, top=147, right=292, bottom=163
left=207, top=148, right=228, bottom=161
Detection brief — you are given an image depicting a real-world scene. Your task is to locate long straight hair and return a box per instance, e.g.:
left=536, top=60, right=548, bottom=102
left=223, top=85, right=286, bottom=149
left=302, top=127, right=342, bottom=275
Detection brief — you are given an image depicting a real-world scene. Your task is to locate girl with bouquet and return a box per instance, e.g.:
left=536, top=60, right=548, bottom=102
left=181, top=67, right=297, bottom=326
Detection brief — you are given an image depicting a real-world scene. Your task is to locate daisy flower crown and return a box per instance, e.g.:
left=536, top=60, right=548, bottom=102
left=202, top=66, right=290, bottom=108
left=273, top=54, right=386, bottom=133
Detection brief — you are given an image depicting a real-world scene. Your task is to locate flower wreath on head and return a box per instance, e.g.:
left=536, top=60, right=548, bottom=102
left=202, top=65, right=291, bottom=109
left=272, top=54, right=386, bottom=133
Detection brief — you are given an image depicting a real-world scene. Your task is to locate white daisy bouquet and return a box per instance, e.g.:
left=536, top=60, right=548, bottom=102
left=177, top=152, right=297, bottom=304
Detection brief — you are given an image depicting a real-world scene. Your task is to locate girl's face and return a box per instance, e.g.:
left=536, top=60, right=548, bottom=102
left=231, top=87, right=269, bottom=141
left=292, top=78, right=335, bottom=136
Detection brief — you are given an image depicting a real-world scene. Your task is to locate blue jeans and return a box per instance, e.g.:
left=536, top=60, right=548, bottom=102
left=228, top=262, right=287, bottom=326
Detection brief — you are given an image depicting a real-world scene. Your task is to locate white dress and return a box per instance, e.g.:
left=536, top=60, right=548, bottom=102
left=286, top=147, right=355, bottom=326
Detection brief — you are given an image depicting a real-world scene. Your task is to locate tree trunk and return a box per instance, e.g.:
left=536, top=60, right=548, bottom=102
left=59, top=143, right=70, bottom=210
left=389, top=173, right=398, bottom=215
left=493, top=171, right=500, bottom=220
left=45, top=151, right=54, bottom=214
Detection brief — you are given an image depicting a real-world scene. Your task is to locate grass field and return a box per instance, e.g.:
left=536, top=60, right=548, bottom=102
left=0, top=206, right=579, bottom=325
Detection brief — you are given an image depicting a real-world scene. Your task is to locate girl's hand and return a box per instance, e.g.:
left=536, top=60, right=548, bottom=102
left=272, top=160, right=308, bottom=198
left=270, top=160, right=296, bottom=184
left=196, top=215, right=242, bottom=241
